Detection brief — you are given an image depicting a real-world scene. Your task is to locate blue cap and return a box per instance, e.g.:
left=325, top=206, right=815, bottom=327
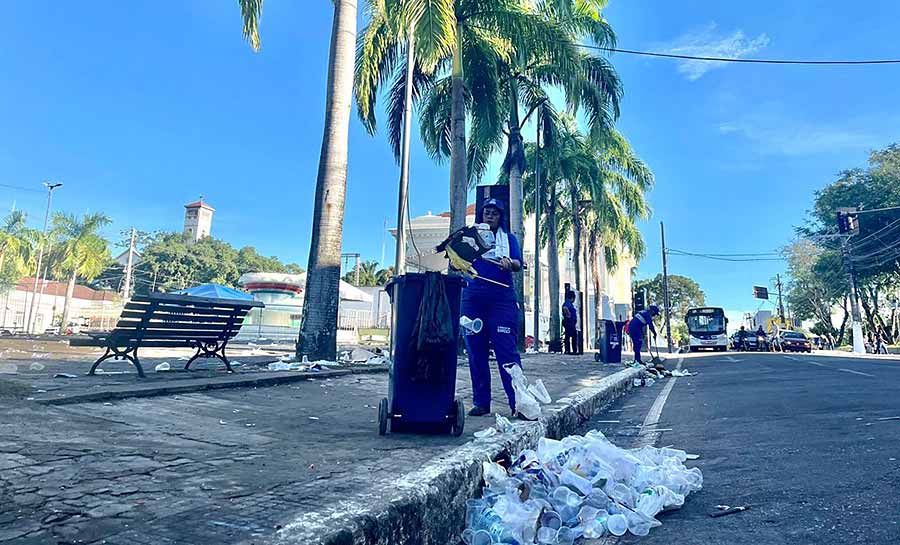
left=483, top=198, right=505, bottom=212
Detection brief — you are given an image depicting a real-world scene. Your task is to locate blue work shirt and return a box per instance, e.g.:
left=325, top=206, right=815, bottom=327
left=629, top=309, right=657, bottom=337
left=563, top=301, right=577, bottom=325
left=466, top=232, right=522, bottom=301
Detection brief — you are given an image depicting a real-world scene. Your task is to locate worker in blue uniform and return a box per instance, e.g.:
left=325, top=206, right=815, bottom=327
left=627, top=305, right=660, bottom=364
left=461, top=199, right=525, bottom=418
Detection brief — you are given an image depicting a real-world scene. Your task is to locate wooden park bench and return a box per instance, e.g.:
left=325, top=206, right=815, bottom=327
left=70, top=293, right=263, bottom=378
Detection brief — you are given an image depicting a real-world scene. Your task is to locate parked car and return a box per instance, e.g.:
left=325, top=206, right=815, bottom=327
left=730, top=331, right=760, bottom=351
left=775, top=331, right=812, bottom=353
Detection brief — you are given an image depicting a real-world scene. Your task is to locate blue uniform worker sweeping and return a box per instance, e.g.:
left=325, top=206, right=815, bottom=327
left=627, top=305, right=660, bottom=364
left=460, top=199, right=526, bottom=419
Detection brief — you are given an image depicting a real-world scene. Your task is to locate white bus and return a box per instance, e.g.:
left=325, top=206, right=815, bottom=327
left=685, top=307, right=729, bottom=352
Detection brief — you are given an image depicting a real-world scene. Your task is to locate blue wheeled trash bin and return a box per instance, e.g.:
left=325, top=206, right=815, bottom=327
left=379, top=272, right=466, bottom=436
left=594, top=319, right=625, bottom=363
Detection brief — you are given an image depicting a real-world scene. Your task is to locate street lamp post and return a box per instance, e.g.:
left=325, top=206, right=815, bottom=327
left=25, top=181, right=62, bottom=334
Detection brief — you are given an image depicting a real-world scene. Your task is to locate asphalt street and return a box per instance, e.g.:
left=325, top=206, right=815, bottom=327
left=584, top=351, right=900, bottom=545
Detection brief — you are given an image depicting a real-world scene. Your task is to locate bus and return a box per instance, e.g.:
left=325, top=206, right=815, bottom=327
left=685, top=307, right=729, bottom=352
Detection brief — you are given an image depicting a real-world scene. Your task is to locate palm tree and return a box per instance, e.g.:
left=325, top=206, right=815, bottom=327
left=356, top=0, right=570, bottom=231
left=239, top=0, right=358, bottom=361
left=525, top=118, right=651, bottom=349
left=0, top=211, right=31, bottom=291
left=53, top=213, right=112, bottom=333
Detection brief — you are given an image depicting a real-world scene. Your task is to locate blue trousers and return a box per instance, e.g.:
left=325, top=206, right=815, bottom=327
left=629, top=331, right=644, bottom=363
left=461, top=290, right=521, bottom=411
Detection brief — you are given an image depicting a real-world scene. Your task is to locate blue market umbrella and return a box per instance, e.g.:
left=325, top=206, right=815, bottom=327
left=175, top=283, right=255, bottom=301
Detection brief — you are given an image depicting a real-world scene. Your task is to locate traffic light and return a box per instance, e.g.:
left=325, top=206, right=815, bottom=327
left=837, top=208, right=859, bottom=234
left=633, top=289, right=646, bottom=312
left=753, top=286, right=769, bottom=300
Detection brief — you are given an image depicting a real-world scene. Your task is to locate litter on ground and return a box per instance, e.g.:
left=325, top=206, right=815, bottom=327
left=463, top=430, right=702, bottom=542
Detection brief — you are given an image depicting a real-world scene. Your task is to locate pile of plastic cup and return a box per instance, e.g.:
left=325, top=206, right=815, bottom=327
left=461, top=430, right=702, bottom=543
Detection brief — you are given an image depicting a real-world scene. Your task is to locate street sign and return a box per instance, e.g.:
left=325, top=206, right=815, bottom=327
left=753, top=286, right=769, bottom=300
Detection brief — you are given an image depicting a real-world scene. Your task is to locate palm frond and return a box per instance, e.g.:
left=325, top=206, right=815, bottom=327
left=238, top=0, right=263, bottom=51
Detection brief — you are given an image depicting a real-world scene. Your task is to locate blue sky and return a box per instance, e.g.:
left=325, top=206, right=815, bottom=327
left=2, top=1, right=899, bottom=316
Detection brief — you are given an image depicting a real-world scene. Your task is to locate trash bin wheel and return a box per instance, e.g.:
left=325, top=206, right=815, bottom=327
left=594, top=352, right=601, bottom=362
left=451, top=399, right=465, bottom=437
left=378, top=397, right=389, bottom=436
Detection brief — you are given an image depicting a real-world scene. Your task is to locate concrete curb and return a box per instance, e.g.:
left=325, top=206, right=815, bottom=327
left=258, top=366, right=642, bottom=545
left=33, top=365, right=390, bottom=406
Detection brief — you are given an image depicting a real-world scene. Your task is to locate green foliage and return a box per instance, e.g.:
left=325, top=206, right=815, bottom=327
left=52, top=212, right=113, bottom=284
left=0, top=210, right=33, bottom=292
left=134, top=232, right=304, bottom=295
left=341, top=260, right=394, bottom=287
left=634, top=274, right=704, bottom=346
left=795, top=143, right=900, bottom=344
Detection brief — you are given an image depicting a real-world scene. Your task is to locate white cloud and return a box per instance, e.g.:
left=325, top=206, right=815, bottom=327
left=717, top=114, right=882, bottom=156
left=660, top=22, right=770, bottom=81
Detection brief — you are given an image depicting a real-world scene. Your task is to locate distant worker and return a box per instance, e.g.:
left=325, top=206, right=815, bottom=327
left=562, top=291, right=578, bottom=355
left=626, top=305, right=659, bottom=364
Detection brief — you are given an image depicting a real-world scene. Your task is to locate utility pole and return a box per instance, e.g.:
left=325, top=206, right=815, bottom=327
left=842, top=240, right=866, bottom=354
left=355, top=254, right=361, bottom=286
left=775, top=274, right=786, bottom=324
left=660, top=221, right=673, bottom=353
left=391, top=21, right=416, bottom=356
left=393, top=25, right=415, bottom=277
left=26, top=181, right=62, bottom=333
left=532, top=110, right=542, bottom=350
left=122, top=228, right=136, bottom=301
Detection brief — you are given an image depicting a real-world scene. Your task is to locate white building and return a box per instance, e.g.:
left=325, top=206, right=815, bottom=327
left=389, top=206, right=636, bottom=348
left=1, top=278, right=119, bottom=333
left=183, top=199, right=214, bottom=243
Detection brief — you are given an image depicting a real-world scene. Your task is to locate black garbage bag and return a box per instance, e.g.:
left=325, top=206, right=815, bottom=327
left=409, top=272, right=455, bottom=383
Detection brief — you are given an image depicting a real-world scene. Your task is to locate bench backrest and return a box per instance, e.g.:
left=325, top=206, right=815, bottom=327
left=111, top=293, right=263, bottom=344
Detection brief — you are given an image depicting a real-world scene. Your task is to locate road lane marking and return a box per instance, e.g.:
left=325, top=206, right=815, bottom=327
left=784, top=355, right=801, bottom=361
left=838, top=368, right=875, bottom=377
left=636, top=357, right=684, bottom=447
left=723, top=356, right=742, bottom=363
left=806, top=361, right=831, bottom=368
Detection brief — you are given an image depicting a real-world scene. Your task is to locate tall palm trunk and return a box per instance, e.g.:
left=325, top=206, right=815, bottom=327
left=297, top=0, right=358, bottom=361
left=547, top=184, right=561, bottom=347
left=60, top=270, right=77, bottom=335
left=506, top=94, right=526, bottom=350
left=589, top=230, right=603, bottom=332
left=448, top=23, right=468, bottom=233
left=581, top=233, right=591, bottom=350
left=569, top=182, right=584, bottom=348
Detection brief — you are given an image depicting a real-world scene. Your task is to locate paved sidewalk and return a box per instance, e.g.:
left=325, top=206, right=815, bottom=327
left=0, top=352, right=625, bottom=545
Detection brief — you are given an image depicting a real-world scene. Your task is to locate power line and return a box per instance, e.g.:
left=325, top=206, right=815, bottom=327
left=592, top=45, right=900, bottom=65
left=667, top=248, right=785, bottom=262
left=0, top=182, right=44, bottom=194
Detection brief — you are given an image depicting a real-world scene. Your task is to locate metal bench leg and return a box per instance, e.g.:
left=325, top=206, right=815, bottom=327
left=186, top=341, right=233, bottom=373
left=89, top=346, right=145, bottom=378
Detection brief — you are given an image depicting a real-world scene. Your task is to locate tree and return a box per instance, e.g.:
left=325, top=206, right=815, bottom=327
left=356, top=0, right=572, bottom=231
left=131, top=232, right=304, bottom=295
left=240, top=0, right=358, bottom=361
left=53, top=212, right=112, bottom=333
left=783, top=239, right=846, bottom=346
left=0, top=211, right=31, bottom=292
left=634, top=274, right=703, bottom=346
left=800, top=143, right=900, bottom=343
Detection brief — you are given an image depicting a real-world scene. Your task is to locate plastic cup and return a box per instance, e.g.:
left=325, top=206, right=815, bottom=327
left=540, top=510, right=563, bottom=530
left=465, top=499, right=486, bottom=528
left=537, top=527, right=558, bottom=544
left=471, top=530, right=493, bottom=545
left=607, top=514, right=628, bottom=536
left=556, top=527, right=576, bottom=545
